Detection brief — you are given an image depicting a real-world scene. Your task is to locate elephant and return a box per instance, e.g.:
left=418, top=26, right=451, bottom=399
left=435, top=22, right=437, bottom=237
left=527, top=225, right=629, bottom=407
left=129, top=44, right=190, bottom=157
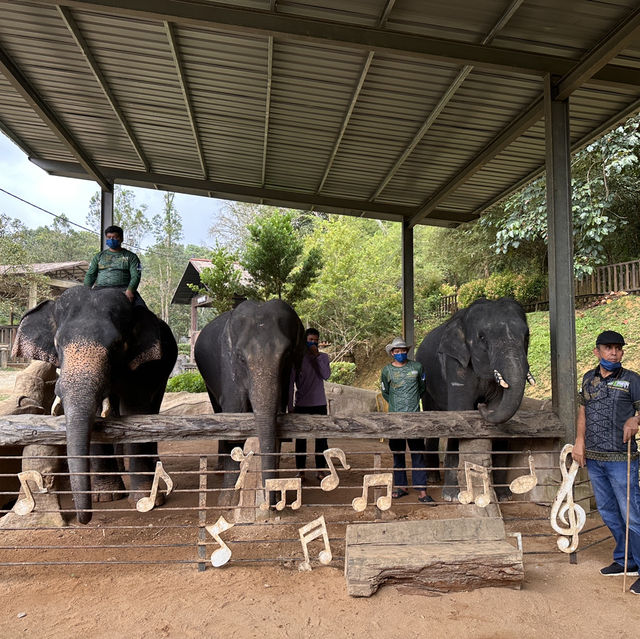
left=12, top=286, right=177, bottom=523
left=194, top=299, right=305, bottom=499
left=415, top=297, right=533, bottom=500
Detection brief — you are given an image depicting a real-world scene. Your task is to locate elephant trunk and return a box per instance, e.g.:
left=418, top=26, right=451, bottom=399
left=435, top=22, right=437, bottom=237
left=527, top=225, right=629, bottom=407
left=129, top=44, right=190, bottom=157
left=255, top=413, right=278, bottom=483
left=478, top=350, right=528, bottom=424
left=65, top=405, right=98, bottom=524
left=249, top=371, right=281, bottom=484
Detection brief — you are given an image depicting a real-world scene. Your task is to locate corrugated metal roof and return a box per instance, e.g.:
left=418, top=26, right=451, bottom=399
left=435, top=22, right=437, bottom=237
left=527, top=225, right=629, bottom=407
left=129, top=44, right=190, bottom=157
left=1, top=0, right=640, bottom=227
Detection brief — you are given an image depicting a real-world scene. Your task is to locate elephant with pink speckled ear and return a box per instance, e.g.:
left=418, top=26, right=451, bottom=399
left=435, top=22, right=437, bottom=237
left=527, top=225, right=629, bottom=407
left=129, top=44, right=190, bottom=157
left=12, top=286, right=177, bottom=524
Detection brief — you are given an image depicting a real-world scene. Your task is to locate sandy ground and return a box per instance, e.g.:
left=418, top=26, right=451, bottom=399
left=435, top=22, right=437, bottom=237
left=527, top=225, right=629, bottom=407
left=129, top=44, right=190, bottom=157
left=1, top=369, right=640, bottom=638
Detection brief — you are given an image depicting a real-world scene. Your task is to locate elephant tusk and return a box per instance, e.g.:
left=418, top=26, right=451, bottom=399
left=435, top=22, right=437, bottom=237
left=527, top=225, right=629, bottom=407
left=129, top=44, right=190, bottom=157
left=527, top=371, right=536, bottom=386
left=51, top=395, right=63, bottom=416
left=493, top=370, right=509, bottom=388
left=101, top=397, right=111, bottom=418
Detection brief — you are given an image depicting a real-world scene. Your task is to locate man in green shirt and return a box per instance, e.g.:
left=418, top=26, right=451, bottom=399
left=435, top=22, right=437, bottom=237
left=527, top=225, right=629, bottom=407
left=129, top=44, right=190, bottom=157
left=381, top=337, right=435, bottom=504
left=84, top=225, right=145, bottom=306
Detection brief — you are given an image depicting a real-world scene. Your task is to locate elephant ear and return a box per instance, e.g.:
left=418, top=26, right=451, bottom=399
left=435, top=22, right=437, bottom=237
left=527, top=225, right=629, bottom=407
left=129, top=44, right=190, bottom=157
left=438, top=315, right=470, bottom=369
left=12, top=300, right=60, bottom=366
left=127, top=307, right=165, bottom=371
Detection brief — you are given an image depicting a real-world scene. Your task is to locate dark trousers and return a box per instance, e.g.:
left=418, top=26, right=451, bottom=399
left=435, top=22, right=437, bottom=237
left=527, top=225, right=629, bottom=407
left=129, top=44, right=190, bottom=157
left=294, top=405, right=328, bottom=470
left=389, top=438, right=432, bottom=489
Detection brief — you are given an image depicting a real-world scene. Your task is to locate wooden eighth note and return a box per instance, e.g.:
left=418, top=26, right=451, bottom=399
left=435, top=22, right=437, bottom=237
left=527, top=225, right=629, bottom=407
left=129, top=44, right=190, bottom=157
left=351, top=473, right=392, bottom=512
left=136, top=461, right=174, bottom=513
left=457, top=462, right=491, bottom=508
left=15, top=470, right=47, bottom=516
left=230, top=446, right=255, bottom=490
left=321, top=448, right=351, bottom=492
left=298, top=515, right=332, bottom=571
left=206, top=515, right=235, bottom=567
left=509, top=453, right=538, bottom=495
left=259, top=477, right=302, bottom=511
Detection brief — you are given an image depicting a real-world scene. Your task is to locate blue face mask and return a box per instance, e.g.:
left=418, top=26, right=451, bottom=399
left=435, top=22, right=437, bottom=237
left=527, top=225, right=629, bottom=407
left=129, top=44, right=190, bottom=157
left=306, top=341, right=318, bottom=348
left=600, top=359, right=621, bottom=371
left=393, top=353, right=408, bottom=363
left=106, top=238, right=121, bottom=249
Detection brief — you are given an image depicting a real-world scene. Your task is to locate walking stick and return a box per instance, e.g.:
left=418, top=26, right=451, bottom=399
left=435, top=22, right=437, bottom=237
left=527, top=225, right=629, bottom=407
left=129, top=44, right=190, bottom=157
left=623, top=437, right=632, bottom=593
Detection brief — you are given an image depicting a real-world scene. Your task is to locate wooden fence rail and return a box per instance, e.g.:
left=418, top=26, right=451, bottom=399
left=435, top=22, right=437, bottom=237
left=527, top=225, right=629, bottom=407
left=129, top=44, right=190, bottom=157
left=0, top=410, right=564, bottom=447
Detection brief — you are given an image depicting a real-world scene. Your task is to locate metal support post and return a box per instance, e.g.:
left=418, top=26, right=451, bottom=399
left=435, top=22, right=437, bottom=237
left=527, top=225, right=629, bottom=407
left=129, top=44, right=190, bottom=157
left=100, top=186, right=114, bottom=251
left=401, top=220, right=415, bottom=354
left=545, top=75, right=577, bottom=442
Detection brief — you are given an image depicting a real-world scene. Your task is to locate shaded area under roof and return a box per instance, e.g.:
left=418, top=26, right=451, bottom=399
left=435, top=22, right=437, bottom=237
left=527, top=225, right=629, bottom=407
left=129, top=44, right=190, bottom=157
left=171, top=258, right=212, bottom=305
left=1, top=1, right=640, bottom=226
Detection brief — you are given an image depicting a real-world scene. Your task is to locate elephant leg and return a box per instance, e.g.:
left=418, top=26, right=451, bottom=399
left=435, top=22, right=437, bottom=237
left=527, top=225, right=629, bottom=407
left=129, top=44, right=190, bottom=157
left=492, top=438, right=511, bottom=502
left=126, top=442, right=161, bottom=506
left=218, top=439, right=243, bottom=507
left=90, top=443, right=126, bottom=502
left=442, top=438, right=460, bottom=501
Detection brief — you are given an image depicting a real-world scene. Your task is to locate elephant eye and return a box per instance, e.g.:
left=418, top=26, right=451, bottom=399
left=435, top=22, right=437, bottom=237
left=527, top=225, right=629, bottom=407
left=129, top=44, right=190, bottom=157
left=478, top=334, right=487, bottom=344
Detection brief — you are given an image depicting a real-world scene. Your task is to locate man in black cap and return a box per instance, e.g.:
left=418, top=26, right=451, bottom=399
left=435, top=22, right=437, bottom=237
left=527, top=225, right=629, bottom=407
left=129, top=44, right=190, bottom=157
left=573, top=330, right=640, bottom=593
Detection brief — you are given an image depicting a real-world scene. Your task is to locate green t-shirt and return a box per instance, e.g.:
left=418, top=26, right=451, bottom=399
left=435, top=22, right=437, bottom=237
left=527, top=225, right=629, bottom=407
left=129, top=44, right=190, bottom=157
left=84, top=248, right=141, bottom=291
left=380, top=360, right=426, bottom=413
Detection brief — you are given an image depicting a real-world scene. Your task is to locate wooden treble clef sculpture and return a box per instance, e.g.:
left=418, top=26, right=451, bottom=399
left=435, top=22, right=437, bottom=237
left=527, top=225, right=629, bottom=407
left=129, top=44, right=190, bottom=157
left=550, top=444, right=586, bottom=553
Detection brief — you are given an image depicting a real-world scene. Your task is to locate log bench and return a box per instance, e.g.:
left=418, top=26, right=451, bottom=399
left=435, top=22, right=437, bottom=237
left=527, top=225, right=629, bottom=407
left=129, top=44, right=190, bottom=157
left=344, top=518, right=524, bottom=597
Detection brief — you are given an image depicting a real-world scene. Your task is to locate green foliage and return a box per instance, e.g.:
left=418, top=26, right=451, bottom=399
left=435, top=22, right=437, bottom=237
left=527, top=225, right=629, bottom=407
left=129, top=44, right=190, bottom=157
left=329, top=361, right=356, bottom=386
left=297, top=217, right=403, bottom=345
left=166, top=371, right=206, bottom=393
left=457, top=272, right=546, bottom=308
left=191, top=244, right=244, bottom=314
left=241, top=211, right=322, bottom=304
left=177, top=343, right=191, bottom=355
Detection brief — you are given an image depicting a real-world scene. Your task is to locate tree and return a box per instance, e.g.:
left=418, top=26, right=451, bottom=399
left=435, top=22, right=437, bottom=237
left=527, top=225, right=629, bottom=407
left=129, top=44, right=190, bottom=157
left=139, top=192, right=184, bottom=325
left=87, top=186, right=151, bottom=249
left=241, top=211, right=322, bottom=304
left=190, top=244, right=244, bottom=314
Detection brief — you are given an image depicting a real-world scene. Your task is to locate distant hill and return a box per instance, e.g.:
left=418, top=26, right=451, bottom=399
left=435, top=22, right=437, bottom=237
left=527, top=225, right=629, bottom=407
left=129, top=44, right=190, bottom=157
left=353, top=292, right=640, bottom=401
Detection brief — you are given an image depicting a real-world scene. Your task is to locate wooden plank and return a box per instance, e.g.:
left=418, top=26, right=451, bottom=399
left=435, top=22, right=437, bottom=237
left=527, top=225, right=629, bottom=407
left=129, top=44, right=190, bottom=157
left=0, top=410, right=564, bottom=446
left=345, top=519, right=523, bottom=597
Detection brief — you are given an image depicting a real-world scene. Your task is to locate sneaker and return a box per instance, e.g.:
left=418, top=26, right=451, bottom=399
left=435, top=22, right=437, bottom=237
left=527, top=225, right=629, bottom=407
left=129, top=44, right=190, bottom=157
left=630, top=578, right=640, bottom=594
left=418, top=494, right=437, bottom=506
left=600, top=561, right=639, bottom=576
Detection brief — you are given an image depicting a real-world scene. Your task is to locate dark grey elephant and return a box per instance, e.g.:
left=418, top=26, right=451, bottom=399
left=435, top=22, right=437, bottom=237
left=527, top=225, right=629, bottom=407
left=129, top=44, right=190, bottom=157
left=12, top=286, right=177, bottom=523
left=194, top=299, right=305, bottom=497
left=416, top=297, right=533, bottom=500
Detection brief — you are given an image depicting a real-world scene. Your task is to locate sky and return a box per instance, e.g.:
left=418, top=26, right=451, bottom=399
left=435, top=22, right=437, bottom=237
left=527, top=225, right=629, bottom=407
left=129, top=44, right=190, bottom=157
left=0, top=133, right=224, bottom=250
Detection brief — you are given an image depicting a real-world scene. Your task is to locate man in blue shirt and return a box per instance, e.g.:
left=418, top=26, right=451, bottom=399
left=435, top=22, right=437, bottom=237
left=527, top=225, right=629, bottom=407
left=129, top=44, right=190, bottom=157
left=572, top=330, right=640, bottom=593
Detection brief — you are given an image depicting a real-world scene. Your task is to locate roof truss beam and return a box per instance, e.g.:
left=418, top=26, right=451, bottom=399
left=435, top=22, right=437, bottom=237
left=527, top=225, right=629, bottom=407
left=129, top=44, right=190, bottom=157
left=57, top=6, right=151, bottom=172
left=29, top=0, right=640, bottom=84
left=165, top=21, right=208, bottom=181
left=408, top=0, right=640, bottom=226
left=0, top=43, right=110, bottom=190
left=29, top=157, right=416, bottom=220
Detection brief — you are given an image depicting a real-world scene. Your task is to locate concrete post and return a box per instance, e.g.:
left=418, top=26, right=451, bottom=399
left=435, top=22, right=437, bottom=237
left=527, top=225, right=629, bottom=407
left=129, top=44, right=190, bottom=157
left=401, top=221, right=415, bottom=354
left=100, top=186, right=114, bottom=251
left=545, top=75, right=577, bottom=442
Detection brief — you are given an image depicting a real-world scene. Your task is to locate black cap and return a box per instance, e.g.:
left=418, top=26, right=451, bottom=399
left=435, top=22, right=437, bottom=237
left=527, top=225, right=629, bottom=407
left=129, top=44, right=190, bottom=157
left=596, top=330, right=625, bottom=346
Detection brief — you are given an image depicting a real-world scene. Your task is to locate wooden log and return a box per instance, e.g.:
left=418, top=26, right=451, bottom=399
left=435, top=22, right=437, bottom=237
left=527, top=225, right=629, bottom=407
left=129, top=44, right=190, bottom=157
left=0, top=410, right=563, bottom=446
left=345, top=518, right=524, bottom=597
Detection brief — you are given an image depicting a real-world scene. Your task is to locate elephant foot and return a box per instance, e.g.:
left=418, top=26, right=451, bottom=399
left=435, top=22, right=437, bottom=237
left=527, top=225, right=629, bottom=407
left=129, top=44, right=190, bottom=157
left=91, top=476, right=127, bottom=502
left=496, top=488, right=512, bottom=503
left=427, top=471, right=441, bottom=485
left=442, top=486, right=459, bottom=502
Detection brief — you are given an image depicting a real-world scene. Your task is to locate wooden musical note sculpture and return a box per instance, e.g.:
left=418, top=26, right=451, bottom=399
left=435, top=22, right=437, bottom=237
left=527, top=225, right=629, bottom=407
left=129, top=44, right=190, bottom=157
left=321, top=448, right=351, bottom=492
left=14, top=470, right=47, bottom=516
left=509, top=453, right=538, bottom=495
left=352, top=473, right=393, bottom=512
left=206, top=516, right=235, bottom=567
left=136, top=461, right=174, bottom=513
left=298, top=515, right=332, bottom=571
left=550, top=444, right=586, bottom=553
left=259, top=477, right=302, bottom=511
left=230, top=446, right=255, bottom=490
left=457, top=462, right=491, bottom=508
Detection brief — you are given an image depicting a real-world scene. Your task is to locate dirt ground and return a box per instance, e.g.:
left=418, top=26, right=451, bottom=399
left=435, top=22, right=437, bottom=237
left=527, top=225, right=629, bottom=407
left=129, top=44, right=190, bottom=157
left=1, top=369, right=640, bottom=638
